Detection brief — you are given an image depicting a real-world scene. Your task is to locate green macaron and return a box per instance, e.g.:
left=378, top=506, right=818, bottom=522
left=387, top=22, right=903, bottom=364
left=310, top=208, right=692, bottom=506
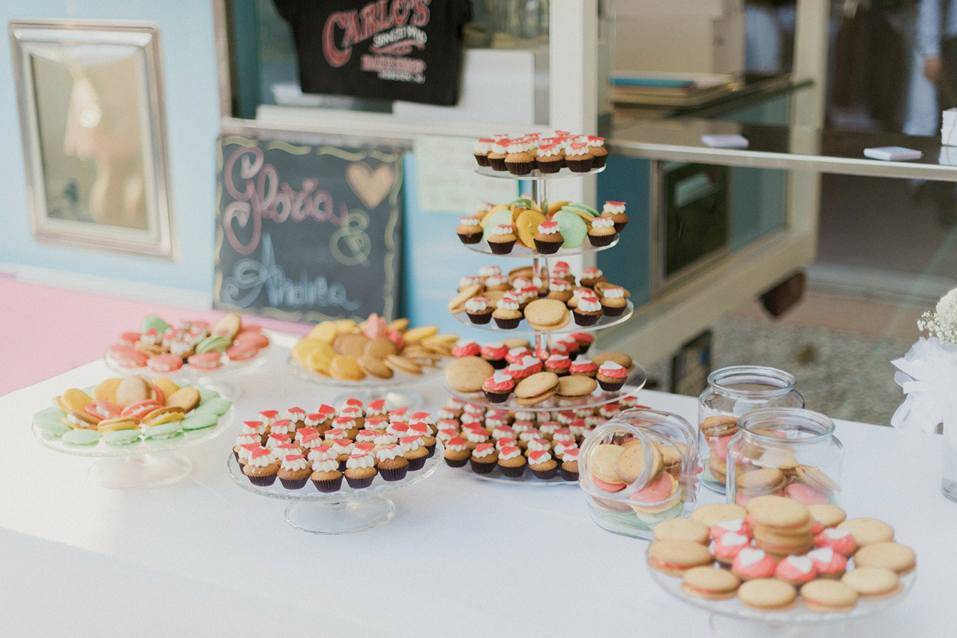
left=104, top=430, right=142, bottom=446
left=552, top=209, right=588, bottom=248
left=141, top=314, right=171, bottom=335
left=61, top=429, right=101, bottom=446
left=195, top=335, right=230, bottom=354
left=194, top=397, right=232, bottom=417
left=34, top=408, right=70, bottom=438
left=197, top=387, right=220, bottom=402
left=181, top=413, right=220, bottom=431
left=142, top=422, right=183, bottom=440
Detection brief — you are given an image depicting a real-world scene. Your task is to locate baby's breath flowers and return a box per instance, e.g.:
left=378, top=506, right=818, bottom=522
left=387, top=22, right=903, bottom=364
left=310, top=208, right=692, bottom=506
left=918, top=288, right=957, bottom=345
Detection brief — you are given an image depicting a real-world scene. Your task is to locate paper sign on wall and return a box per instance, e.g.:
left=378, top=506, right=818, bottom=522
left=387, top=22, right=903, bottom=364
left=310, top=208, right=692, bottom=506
left=413, top=136, right=516, bottom=215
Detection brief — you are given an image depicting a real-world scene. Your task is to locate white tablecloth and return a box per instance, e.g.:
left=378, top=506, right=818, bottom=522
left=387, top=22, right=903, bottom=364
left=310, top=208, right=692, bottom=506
left=0, top=336, right=953, bottom=636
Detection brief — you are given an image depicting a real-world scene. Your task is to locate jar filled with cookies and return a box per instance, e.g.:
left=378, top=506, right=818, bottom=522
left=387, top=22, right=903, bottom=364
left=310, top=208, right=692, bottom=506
left=698, top=365, right=804, bottom=494
left=578, top=409, right=700, bottom=539
left=726, top=407, right=844, bottom=507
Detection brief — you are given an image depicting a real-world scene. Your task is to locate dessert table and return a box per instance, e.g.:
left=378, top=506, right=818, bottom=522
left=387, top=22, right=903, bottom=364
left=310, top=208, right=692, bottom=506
left=1, top=334, right=952, bottom=637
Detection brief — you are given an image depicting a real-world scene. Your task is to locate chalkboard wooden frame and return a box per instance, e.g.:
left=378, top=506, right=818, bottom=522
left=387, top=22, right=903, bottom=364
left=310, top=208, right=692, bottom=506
left=213, top=133, right=404, bottom=322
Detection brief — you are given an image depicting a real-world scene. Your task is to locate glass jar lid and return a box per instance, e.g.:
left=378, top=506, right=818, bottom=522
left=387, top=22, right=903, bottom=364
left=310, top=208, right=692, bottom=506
left=706, top=365, right=797, bottom=401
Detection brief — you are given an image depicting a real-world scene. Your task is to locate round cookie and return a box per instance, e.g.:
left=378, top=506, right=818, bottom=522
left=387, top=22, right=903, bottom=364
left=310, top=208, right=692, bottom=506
left=800, top=579, right=859, bottom=613
left=591, top=352, right=634, bottom=369
left=307, top=321, right=338, bottom=343
left=448, top=284, right=482, bottom=314
left=654, top=518, right=710, bottom=544
left=809, top=503, right=846, bottom=529
left=514, top=372, right=560, bottom=402
left=93, top=378, right=122, bottom=404
left=445, top=356, right=494, bottom=393
left=692, top=503, right=747, bottom=527
left=166, top=387, right=200, bottom=413
left=556, top=374, right=597, bottom=397
left=841, top=567, right=901, bottom=598
left=589, top=444, right=625, bottom=488
left=403, top=325, right=438, bottom=344
left=746, top=495, right=810, bottom=530
left=333, top=333, right=370, bottom=357
left=305, top=342, right=336, bottom=375
left=115, top=376, right=151, bottom=407
left=524, top=299, right=570, bottom=331
left=329, top=355, right=364, bottom=381
left=359, top=354, right=393, bottom=379
left=385, top=354, right=422, bottom=375
left=364, top=337, right=398, bottom=359
left=648, top=541, right=713, bottom=577
left=681, top=566, right=741, bottom=601
left=852, top=542, right=915, bottom=574
left=736, top=468, right=787, bottom=493
left=617, top=440, right=663, bottom=484
left=838, top=518, right=894, bottom=547
left=736, top=578, right=796, bottom=611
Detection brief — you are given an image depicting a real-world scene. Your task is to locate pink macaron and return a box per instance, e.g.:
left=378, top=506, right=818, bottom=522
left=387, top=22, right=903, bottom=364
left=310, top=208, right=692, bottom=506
left=227, top=342, right=259, bottom=361
left=119, top=331, right=141, bottom=344
left=233, top=331, right=269, bottom=349
left=148, top=354, right=185, bottom=373
left=784, top=482, right=828, bottom=505
left=108, top=344, right=147, bottom=368
left=188, top=352, right=223, bottom=371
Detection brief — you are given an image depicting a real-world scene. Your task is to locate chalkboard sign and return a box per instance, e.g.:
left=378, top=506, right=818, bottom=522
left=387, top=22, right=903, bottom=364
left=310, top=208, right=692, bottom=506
left=213, top=135, right=403, bottom=322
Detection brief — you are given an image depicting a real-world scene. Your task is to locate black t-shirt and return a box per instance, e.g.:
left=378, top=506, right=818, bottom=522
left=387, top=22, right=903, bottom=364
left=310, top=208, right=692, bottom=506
left=275, top=0, right=472, bottom=105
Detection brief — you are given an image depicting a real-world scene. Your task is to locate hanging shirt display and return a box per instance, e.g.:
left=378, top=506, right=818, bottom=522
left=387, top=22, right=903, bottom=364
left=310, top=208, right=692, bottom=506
left=274, top=0, right=472, bottom=105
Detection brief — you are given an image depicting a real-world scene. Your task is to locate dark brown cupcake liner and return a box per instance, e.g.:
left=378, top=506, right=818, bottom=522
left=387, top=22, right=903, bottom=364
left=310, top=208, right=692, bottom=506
left=592, top=155, right=607, bottom=169
left=246, top=472, right=277, bottom=487
left=536, top=160, right=561, bottom=174
left=379, top=466, right=408, bottom=481
left=458, top=232, right=483, bottom=244
left=483, top=389, right=511, bottom=403
left=425, top=443, right=436, bottom=458
left=613, top=222, right=627, bottom=233
left=474, top=154, right=490, bottom=167
left=602, top=304, right=626, bottom=317
left=488, top=157, right=507, bottom=171
left=597, top=378, right=625, bottom=392
left=506, top=161, right=534, bottom=175
left=566, top=158, right=593, bottom=173
left=486, top=357, right=508, bottom=369
left=345, top=474, right=375, bottom=489
left=534, top=239, right=562, bottom=254
left=530, top=466, right=558, bottom=480
left=487, top=240, right=516, bottom=255
left=498, top=463, right=526, bottom=478
left=559, top=467, right=579, bottom=482
left=406, top=455, right=427, bottom=471
left=444, top=455, right=469, bottom=468
left=467, top=311, right=493, bottom=324
left=470, top=459, right=497, bottom=474
left=573, top=311, right=601, bottom=326
left=493, top=316, right=520, bottom=330
left=588, top=233, right=617, bottom=247
left=313, top=476, right=343, bottom=492
left=568, top=351, right=580, bottom=361
left=279, top=477, right=308, bottom=490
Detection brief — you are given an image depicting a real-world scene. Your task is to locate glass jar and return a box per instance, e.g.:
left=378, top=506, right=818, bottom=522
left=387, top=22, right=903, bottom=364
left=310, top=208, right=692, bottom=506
left=726, top=408, right=844, bottom=507
left=578, top=409, right=700, bottom=539
left=698, top=366, right=804, bottom=494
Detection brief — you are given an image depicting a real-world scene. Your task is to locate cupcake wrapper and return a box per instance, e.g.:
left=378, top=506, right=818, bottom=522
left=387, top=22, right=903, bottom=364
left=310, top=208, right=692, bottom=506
left=474, top=154, right=490, bottom=167
left=566, top=159, right=593, bottom=173
left=487, top=358, right=507, bottom=369
left=487, top=241, right=516, bottom=255
left=598, top=379, right=625, bottom=392
left=345, top=475, right=374, bottom=489
left=444, top=456, right=469, bottom=468
left=407, top=456, right=427, bottom=471
left=592, top=155, right=607, bottom=168
left=492, top=316, right=521, bottom=330
left=499, top=464, right=526, bottom=478
left=488, top=157, right=507, bottom=171
left=573, top=311, right=600, bottom=326
left=559, top=468, right=580, bottom=482
left=613, top=222, right=627, bottom=233
left=506, top=161, right=534, bottom=175
left=313, top=476, right=343, bottom=493
left=569, top=352, right=580, bottom=361
left=588, top=233, right=616, bottom=247
left=483, top=390, right=511, bottom=404
left=467, top=312, right=493, bottom=324
left=247, top=473, right=277, bottom=487
left=279, top=477, right=308, bottom=490
left=457, top=232, right=482, bottom=244
left=536, top=160, right=561, bottom=174
left=379, top=466, right=408, bottom=481
left=534, top=239, right=562, bottom=254
left=470, top=459, right=497, bottom=474
left=531, top=467, right=558, bottom=480
left=602, top=305, right=626, bottom=317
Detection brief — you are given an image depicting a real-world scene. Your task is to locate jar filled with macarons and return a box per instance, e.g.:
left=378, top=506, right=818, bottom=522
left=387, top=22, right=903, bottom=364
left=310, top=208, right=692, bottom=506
left=578, top=409, right=701, bottom=539
left=698, top=366, right=804, bottom=494
left=726, top=407, right=844, bottom=508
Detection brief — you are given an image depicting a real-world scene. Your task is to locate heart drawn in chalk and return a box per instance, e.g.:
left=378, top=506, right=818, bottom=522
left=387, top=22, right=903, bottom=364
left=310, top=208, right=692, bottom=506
left=346, top=163, right=394, bottom=209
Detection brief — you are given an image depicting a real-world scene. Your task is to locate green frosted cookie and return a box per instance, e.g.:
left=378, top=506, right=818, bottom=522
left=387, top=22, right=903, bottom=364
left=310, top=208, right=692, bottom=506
left=195, top=397, right=232, bottom=416
left=141, top=314, right=171, bottom=334
left=509, top=197, right=535, bottom=209
left=104, top=430, right=141, bottom=446
left=481, top=209, right=513, bottom=242
left=197, top=387, right=220, bottom=402
left=564, top=203, right=599, bottom=217
left=182, top=413, right=219, bottom=431
left=142, top=422, right=183, bottom=440
left=552, top=209, right=588, bottom=248
left=34, top=408, right=70, bottom=438
left=62, top=429, right=101, bottom=446
left=195, top=335, right=230, bottom=353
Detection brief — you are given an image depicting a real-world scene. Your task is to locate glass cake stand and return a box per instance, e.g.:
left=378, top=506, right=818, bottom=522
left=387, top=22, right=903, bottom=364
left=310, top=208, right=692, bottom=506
left=227, top=447, right=442, bottom=534
left=474, top=165, right=606, bottom=180
left=469, top=467, right=577, bottom=487
left=103, top=344, right=273, bottom=401
left=451, top=301, right=634, bottom=336
left=32, top=392, right=234, bottom=489
left=647, top=549, right=916, bottom=637
left=462, top=235, right=620, bottom=258
left=287, top=357, right=446, bottom=409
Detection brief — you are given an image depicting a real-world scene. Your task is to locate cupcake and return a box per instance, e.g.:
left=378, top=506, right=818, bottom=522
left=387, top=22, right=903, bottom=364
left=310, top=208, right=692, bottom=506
left=242, top=446, right=280, bottom=486
left=533, top=220, right=564, bottom=254
left=331, top=438, right=354, bottom=469
left=458, top=275, right=483, bottom=292
left=597, top=361, right=628, bottom=391
left=600, top=286, right=628, bottom=317
left=547, top=278, right=574, bottom=303
left=464, top=296, right=493, bottom=324
left=487, top=138, right=509, bottom=171
left=492, top=293, right=523, bottom=329
left=559, top=447, right=580, bottom=481
left=268, top=419, right=295, bottom=436
left=506, top=346, right=532, bottom=365
left=285, top=407, right=307, bottom=427
left=444, top=436, right=471, bottom=467
left=551, top=260, right=575, bottom=283
left=602, top=201, right=629, bottom=231
left=505, top=138, right=536, bottom=175
left=483, top=371, right=516, bottom=403
left=453, top=340, right=481, bottom=358
left=527, top=449, right=559, bottom=479
left=586, top=136, right=608, bottom=168
left=497, top=445, right=527, bottom=477
left=473, top=137, right=493, bottom=166
left=376, top=444, right=409, bottom=481
left=470, top=443, right=499, bottom=474
left=484, top=274, right=510, bottom=292
left=588, top=216, right=618, bottom=247
left=408, top=422, right=437, bottom=456
left=233, top=433, right=261, bottom=462
left=400, top=436, right=428, bottom=470
left=535, top=142, right=563, bottom=173
left=344, top=451, right=377, bottom=488
left=579, top=267, right=606, bottom=288
left=487, top=224, right=517, bottom=254
left=278, top=453, right=312, bottom=489
left=572, top=294, right=603, bottom=326
left=564, top=142, right=594, bottom=173
left=545, top=354, right=571, bottom=376
left=570, top=332, right=595, bottom=354
left=457, top=216, right=484, bottom=244
left=463, top=427, right=490, bottom=448
left=478, top=264, right=502, bottom=281
left=310, top=457, right=343, bottom=492
left=481, top=343, right=508, bottom=369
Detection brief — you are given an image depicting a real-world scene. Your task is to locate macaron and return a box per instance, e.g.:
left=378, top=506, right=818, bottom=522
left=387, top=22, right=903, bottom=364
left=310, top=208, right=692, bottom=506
left=194, top=397, right=232, bottom=417
left=188, top=352, right=223, bottom=371
left=181, top=412, right=220, bottom=431
left=681, top=567, right=741, bottom=601
left=109, top=345, right=147, bottom=368
left=841, top=567, right=901, bottom=598
left=195, top=335, right=230, bottom=354
left=61, top=429, right=101, bottom=446
left=736, top=468, right=787, bottom=495
left=746, top=495, right=811, bottom=530
left=852, top=542, right=916, bottom=574
left=121, top=399, right=163, bottom=420
left=104, top=430, right=142, bottom=446
left=837, top=518, right=894, bottom=547
left=736, top=578, right=796, bottom=611
left=589, top=444, right=625, bottom=491
left=648, top=540, right=713, bottom=577
left=692, top=503, right=747, bottom=527
left=800, top=579, right=859, bottom=613
left=147, top=354, right=184, bottom=373
left=34, top=408, right=71, bottom=438
left=141, top=421, right=184, bottom=439
left=653, top=518, right=709, bottom=544
left=227, top=341, right=260, bottom=361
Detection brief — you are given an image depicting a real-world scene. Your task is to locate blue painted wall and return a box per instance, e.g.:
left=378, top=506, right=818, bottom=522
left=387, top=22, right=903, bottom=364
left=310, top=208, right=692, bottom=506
left=0, top=2, right=219, bottom=293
